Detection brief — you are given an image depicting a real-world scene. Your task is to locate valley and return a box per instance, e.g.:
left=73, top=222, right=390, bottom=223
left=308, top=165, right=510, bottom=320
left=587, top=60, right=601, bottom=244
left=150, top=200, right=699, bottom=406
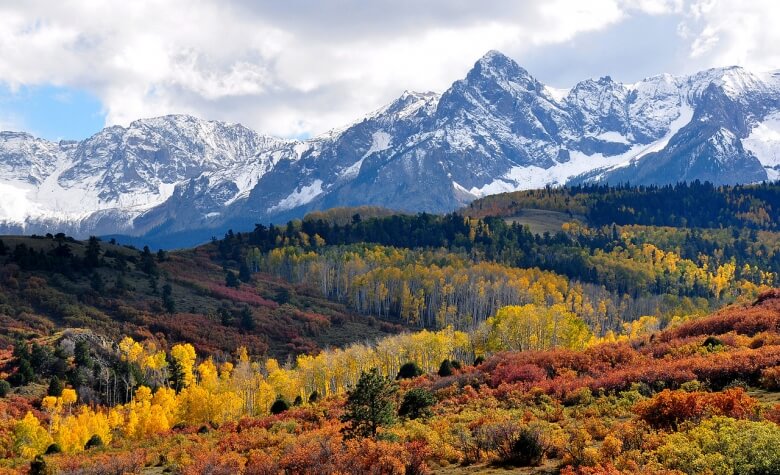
left=0, top=184, right=780, bottom=473
left=5, top=2, right=780, bottom=473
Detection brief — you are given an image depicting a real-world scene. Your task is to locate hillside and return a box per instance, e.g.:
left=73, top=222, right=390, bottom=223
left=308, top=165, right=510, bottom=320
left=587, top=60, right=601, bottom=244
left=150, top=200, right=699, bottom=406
left=1, top=184, right=780, bottom=473
left=0, top=234, right=398, bottom=360
left=2, top=287, right=780, bottom=473
left=463, top=181, right=780, bottom=230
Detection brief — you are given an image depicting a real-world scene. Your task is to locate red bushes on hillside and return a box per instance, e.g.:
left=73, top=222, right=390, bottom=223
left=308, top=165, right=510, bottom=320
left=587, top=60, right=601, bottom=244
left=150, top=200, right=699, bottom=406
left=634, top=388, right=759, bottom=429
left=140, top=313, right=269, bottom=355
left=485, top=294, right=780, bottom=398
left=661, top=294, right=780, bottom=341
left=490, top=363, right=547, bottom=387
left=205, top=283, right=279, bottom=308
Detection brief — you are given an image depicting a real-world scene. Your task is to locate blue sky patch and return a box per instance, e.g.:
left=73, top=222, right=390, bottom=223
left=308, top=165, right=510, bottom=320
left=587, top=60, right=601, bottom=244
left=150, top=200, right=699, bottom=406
left=0, top=84, right=105, bottom=141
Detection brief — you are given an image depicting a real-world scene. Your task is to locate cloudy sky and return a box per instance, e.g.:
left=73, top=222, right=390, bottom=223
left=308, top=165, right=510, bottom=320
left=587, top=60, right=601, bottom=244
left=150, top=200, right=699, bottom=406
left=1, top=0, right=779, bottom=140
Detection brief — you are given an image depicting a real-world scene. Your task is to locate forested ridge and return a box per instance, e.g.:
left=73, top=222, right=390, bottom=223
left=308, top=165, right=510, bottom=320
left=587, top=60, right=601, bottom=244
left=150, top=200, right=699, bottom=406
left=3, top=183, right=780, bottom=473
left=212, top=197, right=778, bottom=336
left=466, top=181, right=780, bottom=229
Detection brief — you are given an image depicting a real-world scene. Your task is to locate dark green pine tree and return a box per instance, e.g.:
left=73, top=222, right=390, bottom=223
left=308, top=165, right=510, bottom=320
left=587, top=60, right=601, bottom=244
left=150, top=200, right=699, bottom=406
left=84, top=236, right=101, bottom=268
left=47, top=376, right=64, bottom=397
left=341, top=368, right=398, bottom=438
left=225, top=270, right=240, bottom=288
left=238, top=261, right=252, bottom=282
left=140, top=246, right=158, bottom=275
left=162, top=283, right=176, bottom=313
left=438, top=359, right=454, bottom=377
left=398, top=387, right=436, bottom=420
left=270, top=397, right=289, bottom=414
left=239, top=306, right=255, bottom=331
left=396, top=362, right=423, bottom=380
left=90, top=272, right=105, bottom=292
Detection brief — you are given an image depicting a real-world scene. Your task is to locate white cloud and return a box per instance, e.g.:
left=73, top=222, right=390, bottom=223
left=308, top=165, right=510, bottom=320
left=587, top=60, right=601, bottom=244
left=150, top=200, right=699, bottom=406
left=679, top=1, right=780, bottom=71
left=0, top=114, right=23, bottom=132
left=0, top=1, right=776, bottom=138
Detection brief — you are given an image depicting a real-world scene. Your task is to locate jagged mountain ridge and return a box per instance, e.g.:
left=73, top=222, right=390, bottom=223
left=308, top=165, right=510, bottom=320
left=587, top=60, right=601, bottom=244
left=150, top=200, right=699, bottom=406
left=2, top=51, right=780, bottom=247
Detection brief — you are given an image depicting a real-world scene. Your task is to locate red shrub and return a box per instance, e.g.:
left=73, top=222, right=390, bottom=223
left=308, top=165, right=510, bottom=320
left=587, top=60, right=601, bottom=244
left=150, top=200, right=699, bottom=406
left=490, top=363, right=547, bottom=386
left=760, top=366, right=780, bottom=390
left=560, top=464, right=624, bottom=475
left=140, top=313, right=269, bottom=355
left=182, top=449, right=246, bottom=475
left=53, top=450, right=148, bottom=475
left=206, top=283, right=279, bottom=308
left=484, top=343, right=641, bottom=389
left=245, top=450, right=279, bottom=475
left=337, top=438, right=410, bottom=475
left=634, top=388, right=758, bottom=429
left=662, top=296, right=780, bottom=341
left=764, top=403, right=780, bottom=425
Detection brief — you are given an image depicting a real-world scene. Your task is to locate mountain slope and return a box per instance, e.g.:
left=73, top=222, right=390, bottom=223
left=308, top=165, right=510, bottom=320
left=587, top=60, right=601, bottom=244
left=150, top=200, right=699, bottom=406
left=2, top=51, right=780, bottom=246
left=0, top=116, right=295, bottom=237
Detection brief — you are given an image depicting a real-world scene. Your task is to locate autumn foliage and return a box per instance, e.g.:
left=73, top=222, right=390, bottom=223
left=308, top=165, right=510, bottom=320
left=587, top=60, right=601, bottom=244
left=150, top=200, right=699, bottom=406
left=634, top=388, right=759, bottom=429
left=3, top=271, right=780, bottom=473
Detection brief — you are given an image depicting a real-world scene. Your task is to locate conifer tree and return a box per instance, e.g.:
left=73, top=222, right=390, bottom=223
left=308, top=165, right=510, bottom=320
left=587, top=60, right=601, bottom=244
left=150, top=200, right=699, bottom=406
left=341, top=368, right=398, bottom=438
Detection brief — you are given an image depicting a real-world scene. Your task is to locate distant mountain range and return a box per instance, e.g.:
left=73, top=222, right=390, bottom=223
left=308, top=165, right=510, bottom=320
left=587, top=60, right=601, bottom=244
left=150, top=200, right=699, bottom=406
left=2, top=50, right=780, bottom=247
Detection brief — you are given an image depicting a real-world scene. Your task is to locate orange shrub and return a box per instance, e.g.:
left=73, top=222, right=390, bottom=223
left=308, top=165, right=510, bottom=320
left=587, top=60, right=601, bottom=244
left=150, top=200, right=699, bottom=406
left=634, top=388, right=758, bottom=429
left=182, top=449, right=246, bottom=475
left=52, top=450, right=148, bottom=475
left=760, top=366, right=780, bottom=390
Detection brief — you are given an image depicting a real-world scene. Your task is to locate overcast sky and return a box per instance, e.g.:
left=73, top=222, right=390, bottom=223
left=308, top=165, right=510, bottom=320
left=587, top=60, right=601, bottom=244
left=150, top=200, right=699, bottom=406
left=1, top=0, right=779, bottom=140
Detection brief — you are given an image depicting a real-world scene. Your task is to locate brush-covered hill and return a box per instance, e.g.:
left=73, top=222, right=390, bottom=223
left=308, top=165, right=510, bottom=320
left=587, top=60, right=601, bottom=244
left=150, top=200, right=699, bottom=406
left=0, top=233, right=398, bottom=361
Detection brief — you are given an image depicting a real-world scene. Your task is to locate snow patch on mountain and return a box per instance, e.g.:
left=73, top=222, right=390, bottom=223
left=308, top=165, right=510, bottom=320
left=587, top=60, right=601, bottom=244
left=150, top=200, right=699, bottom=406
left=269, top=179, right=324, bottom=213
left=709, top=128, right=740, bottom=161
left=468, top=103, right=695, bottom=195
left=633, top=104, right=694, bottom=161
left=364, top=131, right=392, bottom=157
left=594, top=131, right=631, bottom=144
left=544, top=86, right=570, bottom=102
left=744, top=112, right=780, bottom=180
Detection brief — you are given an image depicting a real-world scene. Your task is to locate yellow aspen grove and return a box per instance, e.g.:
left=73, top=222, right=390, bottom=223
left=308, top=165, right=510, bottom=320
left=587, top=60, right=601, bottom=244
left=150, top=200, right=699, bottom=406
left=484, top=304, right=592, bottom=352
left=54, top=406, right=112, bottom=453
left=119, top=336, right=144, bottom=363
left=13, top=412, right=52, bottom=459
left=623, top=315, right=661, bottom=339
left=61, top=388, right=77, bottom=409
left=170, top=343, right=197, bottom=389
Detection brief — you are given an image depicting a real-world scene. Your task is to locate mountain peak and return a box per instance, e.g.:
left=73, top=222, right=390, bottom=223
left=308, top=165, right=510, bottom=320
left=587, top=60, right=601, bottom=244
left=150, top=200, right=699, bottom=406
left=399, top=90, right=438, bottom=101
left=478, top=49, right=512, bottom=63
left=129, top=114, right=221, bottom=129
left=468, top=50, right=532, bottom=83
left=686, top=65, right=768, bottom=99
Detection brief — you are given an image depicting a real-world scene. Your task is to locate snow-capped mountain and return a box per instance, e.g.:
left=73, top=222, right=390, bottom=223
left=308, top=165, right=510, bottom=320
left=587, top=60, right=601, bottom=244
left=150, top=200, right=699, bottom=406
left=0, top=116, right=295, bottom=237
left=2, top=50, right=780, bottom=247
